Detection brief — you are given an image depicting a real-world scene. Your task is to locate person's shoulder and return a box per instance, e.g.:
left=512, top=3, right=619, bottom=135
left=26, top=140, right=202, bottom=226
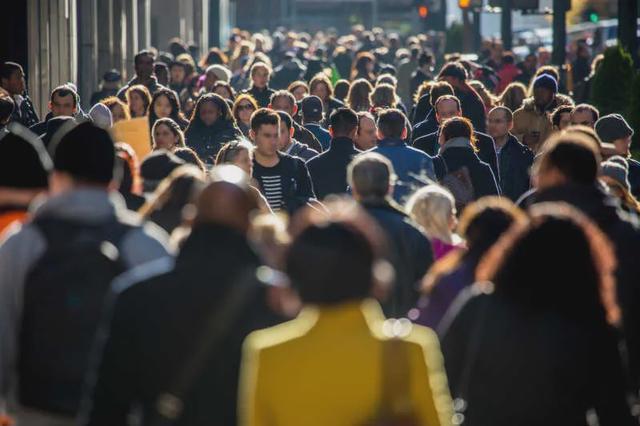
left=405, top=144, right=432, bottom=158
left=243, top=315, right=315, bottom=355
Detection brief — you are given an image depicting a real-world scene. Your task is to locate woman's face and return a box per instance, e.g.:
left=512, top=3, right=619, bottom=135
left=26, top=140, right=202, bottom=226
left=236, top=101, right=256, bottom=124
left=153, top=95, right=173, bottom=119
left=129, top=92, right=146, bottom=117
left=365, top=59, right=375, bottom=73
left=111, top=104, right=126, bottom=123
left=153, top=123, right=179, bottom=151
left=233, top=148, right=253, bottom=176
left=292, top=86, right=307, bottom=102
left=312, top=83, right=328, bottom=101
left=199, top=101, right=220, bottom=126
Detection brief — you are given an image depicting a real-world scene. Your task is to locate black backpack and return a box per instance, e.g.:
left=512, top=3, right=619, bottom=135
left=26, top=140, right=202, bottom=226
left=18, top=218, right=132, bottom=415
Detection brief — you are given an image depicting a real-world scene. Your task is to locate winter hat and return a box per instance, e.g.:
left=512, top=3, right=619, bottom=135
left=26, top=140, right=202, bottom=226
left=532, top=74, right=558, bottom=94
left=207, top=64, right=231, bottom=83
left=0, top=122, right=52, bottom=188
left=140, top=149, right=185, bottom=193
left=601, top=155, right=630, bottom=191
left=89, top=103, right=113, bottom=129
left=301, top=95, right=324, bottom=118
left=595, top=114, right=634, bottom=143
left=51, top=120, right=115, bottom=184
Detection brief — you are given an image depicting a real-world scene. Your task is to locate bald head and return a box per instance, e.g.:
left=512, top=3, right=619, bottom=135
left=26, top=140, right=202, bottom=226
left=195, top=165, right=259, bottom=232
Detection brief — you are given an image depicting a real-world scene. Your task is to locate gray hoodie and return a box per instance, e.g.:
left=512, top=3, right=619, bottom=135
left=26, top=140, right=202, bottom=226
left=0, top=188, right=172, bottom=414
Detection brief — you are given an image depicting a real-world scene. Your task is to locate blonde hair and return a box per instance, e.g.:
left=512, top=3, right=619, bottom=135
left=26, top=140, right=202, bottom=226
left=406, top=185, right=456, bottom=243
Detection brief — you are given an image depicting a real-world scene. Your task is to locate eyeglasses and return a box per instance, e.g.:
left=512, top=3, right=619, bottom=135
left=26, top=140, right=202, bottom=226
left=237, top=104, right=255, bottom=111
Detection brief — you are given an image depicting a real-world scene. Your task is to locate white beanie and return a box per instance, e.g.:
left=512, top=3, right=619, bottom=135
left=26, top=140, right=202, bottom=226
left=89, top=103, right=113, bottom=130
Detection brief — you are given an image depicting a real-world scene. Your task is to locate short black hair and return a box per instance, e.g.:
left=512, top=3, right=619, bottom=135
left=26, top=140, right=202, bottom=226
left=134, top=50, right=154, bottom=65
left=329, top=108, right=358, bottom=136
left=438, top=62, right=467, bottom=82
left=376, top=108, right=407, bottom=139
left=50, top=85, right=78, bottom=107
left=276, top=110, right=293, bottom=130
left=0, top=62, right=23, bottom=80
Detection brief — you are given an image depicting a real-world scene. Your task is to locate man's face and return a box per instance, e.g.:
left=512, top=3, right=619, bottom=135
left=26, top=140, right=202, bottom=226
left=253, top=124, right=279, bottom=157
left=170, top=65, right=186, bottom=85
left=135, top=55, right=154, bottom=80
left=50, top=93, right=76, bottom=117
left=311, top=83, right=328, bottom=101
left=533, top=87, right=554, bottom=109
left=487, top=110, right=511, bottom=139
left=571, top=110, right=596, bottom=128
left=436, top=99, right=461, bottom=124
left=252, top=69, right=270, bottom=89
left=556, top=112, right=572, bottom=131
left=278, top=121, right=292, bottom=150
left=613, top=135, right=632, bottom=157
left=271, top=97, right=294, bottom=116
left=355, top=117, right=377, bottom=150
left=2, top=69, right=25, bottom=95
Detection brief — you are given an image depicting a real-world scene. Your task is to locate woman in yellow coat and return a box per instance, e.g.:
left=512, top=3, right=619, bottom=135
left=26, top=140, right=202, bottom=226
left=239, top=200, right=453, bottom=426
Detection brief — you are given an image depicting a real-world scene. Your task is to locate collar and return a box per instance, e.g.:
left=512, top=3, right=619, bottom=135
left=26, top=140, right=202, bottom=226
left=31, top=188, right=125, bottom=223
left=297, top=299, right=386, bottom=332
left=329, top=136, right=357, bottom=151
left=377, top=138, right=407, bottom=147
left=440, top=136, right=472, bottom=154
left=361, top=198, right=408, bottom=217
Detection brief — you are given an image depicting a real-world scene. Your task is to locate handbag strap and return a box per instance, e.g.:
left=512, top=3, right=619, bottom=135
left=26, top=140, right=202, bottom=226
left=153, top=267, right=259, bottom=424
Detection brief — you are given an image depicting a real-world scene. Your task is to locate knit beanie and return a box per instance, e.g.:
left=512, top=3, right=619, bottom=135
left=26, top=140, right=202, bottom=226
left=89, top=103, right=113, bottom=129
left=532, top=74, right=558, bottom=94
left=595, top=114, right=634, bottom=143
left=51, top=120, right=115, bottom=184
left=0, top=122, right=52, bottom=188
left=601, top=155, right=630, bottom=191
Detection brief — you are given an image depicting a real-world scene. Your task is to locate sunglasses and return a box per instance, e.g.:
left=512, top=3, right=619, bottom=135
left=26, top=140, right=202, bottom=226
left=237, top=104, right=255, bottom=111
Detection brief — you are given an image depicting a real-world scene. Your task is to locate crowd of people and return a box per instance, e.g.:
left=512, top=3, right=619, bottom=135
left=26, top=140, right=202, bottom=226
left=0, top=25, right=639, bottom=425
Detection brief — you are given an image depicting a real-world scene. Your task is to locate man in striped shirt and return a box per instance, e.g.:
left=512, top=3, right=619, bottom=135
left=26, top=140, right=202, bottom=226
left=250, top=108, right=315, bottom=213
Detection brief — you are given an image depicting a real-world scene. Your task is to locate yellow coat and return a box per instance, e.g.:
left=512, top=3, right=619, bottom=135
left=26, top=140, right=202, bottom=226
left=239, top=299, right=453, bottom=426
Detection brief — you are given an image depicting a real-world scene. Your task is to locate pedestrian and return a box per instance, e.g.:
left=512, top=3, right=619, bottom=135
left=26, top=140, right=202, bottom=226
left=333, top=79, right=350, bottom=103
left=347, top=153, right=434, bottom=317
left=0, top=123, right=50, bottom=234
left=117, top=50, right=166, bottom=100
left=595, top=113, right=640, bottom=198
left=168, top=61, right=188, bottom=94
left=497, top=81, right=527, bottom=113
left=0, top=62, right=39, bottom=127
left=346, top=78, right=374, bottom=112
left=90, top=69, right=121, bottom=106
left=299, top=95, right=330, bottom=151
left=411, top=81, right=454, bottom=143
left=440, top=203, right=635, bottom=426
left=354, top=111, right=377, bottom=151
left=369, top=83, right=398, bottom=114
left=0, top=121, right=171, bottom=425
left=411, top=196, right=526, bottom=330
left=369, top=108, right=435, bottom=204
left=287, top=80, right=308, bottom=102
left=148, top=88, right=189, bottom=131
left=414, top=95, right=499, bottom=179
left=114, top=142, right=145, bottom=211
left=242, top=62, right=275, bottom=108
left=185, top=93, right=243, bottom=164
left=271, top=52, right=306, bottom=90
left=269, top=90, right=323, bottom=152
left=239, top=198, right=453, bottom=426
left=249, top=108, right=315, bottom=213
left=432, top=116, right=500, bottom=210
left=233, top=93, right=258, bottom=138
left=487, top=106, right=534, bottom=201
left=307, top=108, right=361, bottom=199
left=29, top=85, right=79, bottom=136
left=406, top=184, right=464, bottom=260
left=397, top=46, right=420, bottom=106
left=309, top=73, right=344, bottom=120
left=570, top=103, right=599, bottom=128
left=174, top=146, right=206, bottom=172
left=151, top=117, right=186, bottom=152
left=276, top=111, right=318, bottom=161
left=139, top=165, right=206, bottom=235
left=125, top=84, right=152, bottom=119
left=100, top=96, right=130, bottom=123
left=600, top=156, right=640, bottom=214
left=438, top=62, right=487, bottom=133
left=495, top=52, right=521, bottom=94
left=513, top=73, right=573, bottom=153
left=153, top=62, right=170, bottom=87
left=212, top=81, right=236, bottom=103
left=80, top=167, right=283, bottom=426
left=409, top=51, right=434, bottom=105
left=350, top=51, right=376, bottom=83
left=551, top=104, right=573, bottom=132
left=140, top=149, right=186, bottom=194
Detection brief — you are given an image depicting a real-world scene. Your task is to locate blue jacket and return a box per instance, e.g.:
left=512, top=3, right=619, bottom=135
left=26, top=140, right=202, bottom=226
left=369, top=138, right=435, bottom=204
left=304, top=123, right=331, bottom=151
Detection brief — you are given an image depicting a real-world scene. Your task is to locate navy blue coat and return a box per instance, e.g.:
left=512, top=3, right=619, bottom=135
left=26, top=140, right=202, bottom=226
left=306, top=137, right=360, bottom=200
left=498, top=134, right=534, bottom=201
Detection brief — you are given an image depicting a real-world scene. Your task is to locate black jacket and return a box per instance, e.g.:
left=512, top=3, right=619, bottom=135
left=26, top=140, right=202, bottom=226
left=411, top=93, right=431, bottom=125
left=185, top=120, right=243, bottom=164
left=526, top=184, right=640, bottom=393
left=285, top=139, right=318, bottom=161
left=293, top=121, right=323, bottom=153
left=11, top=95, right=39, bottom=127
left=441, top=289, right=635, bottom=426
left=498, top=134, right=534, bottom=201
left=242, top=86, right=275, bottom=108
left=306, top=136, right=361, bottom=200
left=432, top=145, right=500, bottom=199
left=456, top=87, right=487, bottom=133
left=414, top=129, right=499, bottom=181
left=361, top=199, right=433, bottom=318
left=627, top=158, right=640, bottom=199
left=271, top=61, right=306, bottom=90
left=411, top=109, right=438, bottom=143
left=80, top=224, right=282, bottom=426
